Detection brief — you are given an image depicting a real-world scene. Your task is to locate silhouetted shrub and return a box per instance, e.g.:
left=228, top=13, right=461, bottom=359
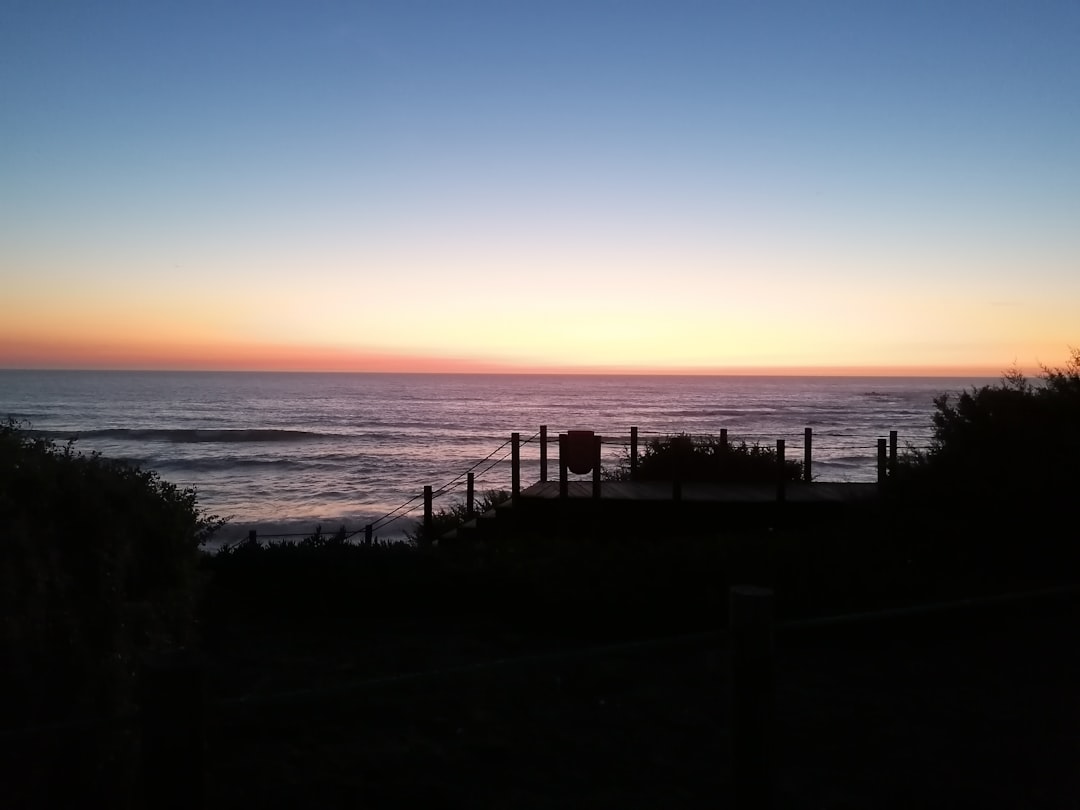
left=0, top=420, right=222, bottom=728
left=203, top=529, right=431, bottom=629
left=895, top=350, right=1080, bottom=507
left=623, top=433, right=803, bottom=483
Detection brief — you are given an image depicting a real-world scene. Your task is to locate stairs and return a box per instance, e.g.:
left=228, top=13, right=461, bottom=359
left=440, top=498, right=517, bottom=544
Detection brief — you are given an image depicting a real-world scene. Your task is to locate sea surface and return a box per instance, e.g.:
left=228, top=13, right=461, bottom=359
left=0, top=371, right=991, bottom=544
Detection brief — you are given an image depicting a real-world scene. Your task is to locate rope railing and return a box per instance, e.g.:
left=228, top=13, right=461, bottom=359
left=339, top=435, right=524, bottom=542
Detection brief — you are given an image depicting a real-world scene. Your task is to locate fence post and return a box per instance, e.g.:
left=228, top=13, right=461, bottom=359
left=673, top=438, right=683, bottom=499
left=540, top=425, right=548, bottom=483
left=720, top=427, right=728, bottom=449
left=877, top=438, right=887, bottom=485
left=592, top=435, right=602, bottom=499
left=364, top=523, right=373, bottom=544
left=889, top=429, right=898, bottom=477
left=559, top=433, right=568, bottom=499
left=466, top=472, right=475, bottom=519
left=729, top=586, right=775, bottom=810
left=424, top=485, right=433, bottom=537
left=776, top=439, right=786, bottom=502
left=247, top=529, right=257, bottom=544
left=673, top=434, right=689, bottom=501
left=630, top=426, right=639, bottom=478
left=141, top=652, right=205, bottom=810
left=803, top=427, right=812, bottom=483
left=511, top=432, right=521, bottom=504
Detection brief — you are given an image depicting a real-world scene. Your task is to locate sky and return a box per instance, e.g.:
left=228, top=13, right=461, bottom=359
left=1, top=0, right=1078, bottom=375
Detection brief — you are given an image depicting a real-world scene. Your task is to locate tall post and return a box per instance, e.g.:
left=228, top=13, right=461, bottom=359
left=877, top=438, right=887, bottom=484
left=423, top=485, right=433, bottom=538
left=141, top=652, right=205, bottom=810
left=889, top=429, right=898, bottom=477
left=672, top=434, right=682, bottom=501
left=776, top=439, right=786, bottom=502
left=559, top=433, right=568, bottom=499
left=364, top=523, right=373, bottom=544
left=803, top=427, right=812, bottom=483
left=247, top=529, right=257, bottom=545
left=673, top=434, right=690, bottom=501
left=592, top=435, right=602, bottom=499
left=511, top=431, right=521, bottom=504
left=466, top=472, right=475, bottom=519
left=729, top=586, right=775, bottom=810
left=720, top=427, right=728, bottom=449
left=630, top=426, right=639, bottom=478
left=539, top=425, right=548, bottom=483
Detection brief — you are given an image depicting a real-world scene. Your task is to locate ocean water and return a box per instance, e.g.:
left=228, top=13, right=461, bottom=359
left=0, top=371, right=990, bottom=543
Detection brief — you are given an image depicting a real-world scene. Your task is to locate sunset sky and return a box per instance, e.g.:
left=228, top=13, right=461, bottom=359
left=2, top=1, right=1078, bottom=374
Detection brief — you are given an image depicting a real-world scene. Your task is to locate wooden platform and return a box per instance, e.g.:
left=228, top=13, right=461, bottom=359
left=447, top=480, right=882, bottom=543
left=521, top=480, right=879, bottom=504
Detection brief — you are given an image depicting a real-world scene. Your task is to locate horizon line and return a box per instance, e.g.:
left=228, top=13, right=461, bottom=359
left=0, top=364, right=1008, bottom=378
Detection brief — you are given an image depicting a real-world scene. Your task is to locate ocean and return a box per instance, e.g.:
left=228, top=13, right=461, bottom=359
left=0, top=371, right=990, bottom=544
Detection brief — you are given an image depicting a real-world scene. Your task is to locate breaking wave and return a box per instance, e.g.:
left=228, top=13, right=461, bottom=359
left=45, top=428, right=336, bottom=443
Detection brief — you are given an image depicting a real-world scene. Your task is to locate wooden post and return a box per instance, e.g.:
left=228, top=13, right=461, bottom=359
left=511, top=432, right=520, bottom=503
left=673, top=437, right=682, bottom=501
left=630, top=426, right=639, bottom=478
left=803, top=427, right=812, bottom=483
left=539, top=425, right=548, bottom=483
left=247, top=529, right=257, bottom=544
left=889, top=429, right=898, bottom=477
left=720, top=427, right=728, bottom=449
left=466, top=472, right=475, bottom=519
left=729, top=586, right=774, bottom=810
left=559, top=433, right=568, bottom=499
left=423, top=485, right=433, bottom=537
left=364, top=523, right=373, bottom=544
left=141, top=652, right=205, bottom=810
left=592, top=435, right=602, bottom=499
left=877, top=438, right=887, bottom=484
left=673, top=434, right=690, bottom=501
left=776, top=439, right=786, bottom=502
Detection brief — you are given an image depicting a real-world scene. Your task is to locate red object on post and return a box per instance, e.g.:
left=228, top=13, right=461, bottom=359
left=564, top=430, right=596, bottom=475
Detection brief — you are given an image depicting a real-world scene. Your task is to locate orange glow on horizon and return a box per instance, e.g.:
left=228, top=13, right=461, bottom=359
left=0, top=334, right=1019, bottom=377
left=0, top=335, right=515, bottom=374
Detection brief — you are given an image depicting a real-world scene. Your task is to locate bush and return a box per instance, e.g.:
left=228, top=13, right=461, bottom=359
left=0, top=420, right=222, bottom=728
left=621, top=433, right=803, bottom=483
left=895, top=350, right=1080, bottom=506
left=203, top=529, right=430, bottom=630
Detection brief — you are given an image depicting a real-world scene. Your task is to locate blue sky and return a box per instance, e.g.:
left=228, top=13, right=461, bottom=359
left=2, top=1, right=1078, bottom=372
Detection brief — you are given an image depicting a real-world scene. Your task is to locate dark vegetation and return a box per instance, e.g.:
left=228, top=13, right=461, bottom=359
left=892, top=351, right=1080, bottom=508
left=1, top=420, right=222, bottom=727
left=0, top=419, right=223, bottom=804
left=617, top=433, right=804, bottom=482
left=4, top=352, right=1080, bottom=807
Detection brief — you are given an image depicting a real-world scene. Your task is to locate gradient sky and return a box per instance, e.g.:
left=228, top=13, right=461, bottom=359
left=2, top=1, right=1078, bottom=373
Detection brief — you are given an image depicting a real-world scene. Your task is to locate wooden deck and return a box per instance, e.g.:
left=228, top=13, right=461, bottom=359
left=446, top=479, right=883, bottom=543
left=521, top=480, right=879, bottom=504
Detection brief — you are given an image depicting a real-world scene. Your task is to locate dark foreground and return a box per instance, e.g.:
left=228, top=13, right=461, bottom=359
left=8, top=589, right=1078, bottom=809
left=203, top=593, right=1080, bottom=807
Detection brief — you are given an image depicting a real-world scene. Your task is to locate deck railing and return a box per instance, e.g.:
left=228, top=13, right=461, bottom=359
left=232, top=425, right=928, bottom=546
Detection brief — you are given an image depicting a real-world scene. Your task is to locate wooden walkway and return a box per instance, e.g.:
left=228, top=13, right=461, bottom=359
left=521, top=480, right=879, bottom=504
